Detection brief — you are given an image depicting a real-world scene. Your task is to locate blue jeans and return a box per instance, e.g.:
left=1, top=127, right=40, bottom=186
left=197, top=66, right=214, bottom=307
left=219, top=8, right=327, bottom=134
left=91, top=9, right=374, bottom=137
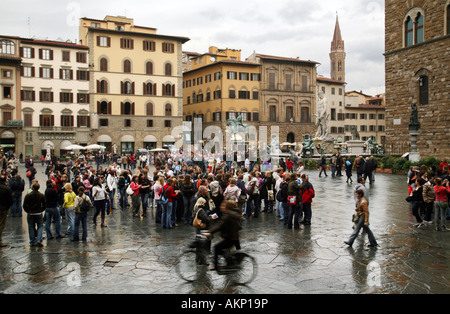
left=27, top=214, right=43, bottom=245
left=346, top=216, right=377, bottom=246
left=434, top=201, right=448, bottom=230
left=155, top=200, right=163, bottom=223
left=11, top=194, right=22, bottom=217
left=45, top=207, right=62, bottom=238
left=183, top=195, right=194, bottom=223
left=119, top=188, right=129, bottom=208
left=108, top=189, right=116, bottom=209
left=64, top=207, right=74, bottom=235
left=140, top=193, right=149, bottom=215
left=276, top=201, right=284, bottom=219
left=287, top=204, right=302, bottom=229
left=162, top=202, right=173, bottom=228
left=73, top=212, right=88, bottom=241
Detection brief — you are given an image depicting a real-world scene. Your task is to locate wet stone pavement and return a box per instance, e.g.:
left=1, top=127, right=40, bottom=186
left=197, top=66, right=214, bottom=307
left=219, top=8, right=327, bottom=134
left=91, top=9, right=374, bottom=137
left=0, top=164, right=448, bottom=294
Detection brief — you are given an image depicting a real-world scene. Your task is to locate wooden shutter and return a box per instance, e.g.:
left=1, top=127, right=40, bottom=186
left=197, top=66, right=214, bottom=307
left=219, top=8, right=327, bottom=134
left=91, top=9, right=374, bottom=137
left=97, top=101, right=101, bottom=114
left=131, top=103, right=135, bottom=115
left=108, top=102, right=112, bottom=115
left=120, top=102, right=124, bottom=115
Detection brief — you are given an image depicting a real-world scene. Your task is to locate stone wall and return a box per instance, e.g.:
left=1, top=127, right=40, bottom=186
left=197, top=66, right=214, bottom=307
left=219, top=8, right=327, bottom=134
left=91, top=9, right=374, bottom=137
left=385, top=0, right=450, bottom=159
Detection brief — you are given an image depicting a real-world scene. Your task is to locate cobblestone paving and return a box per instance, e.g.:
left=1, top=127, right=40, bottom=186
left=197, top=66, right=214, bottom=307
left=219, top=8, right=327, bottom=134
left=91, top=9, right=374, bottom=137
left=0, top=164, right=448, bottom=294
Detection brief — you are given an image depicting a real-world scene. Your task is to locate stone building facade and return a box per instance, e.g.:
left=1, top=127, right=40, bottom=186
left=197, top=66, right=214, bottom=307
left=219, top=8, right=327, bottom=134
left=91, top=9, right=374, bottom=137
left=384, top=0, right=450, bottom=158
left=245, top=53, right=319, bottom=146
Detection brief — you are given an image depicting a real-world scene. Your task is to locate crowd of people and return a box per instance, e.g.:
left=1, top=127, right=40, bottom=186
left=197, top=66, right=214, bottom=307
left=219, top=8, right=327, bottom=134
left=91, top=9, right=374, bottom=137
left=406, top=160, right=450, bottom=231
left=0, top=151, right=448, bottom=253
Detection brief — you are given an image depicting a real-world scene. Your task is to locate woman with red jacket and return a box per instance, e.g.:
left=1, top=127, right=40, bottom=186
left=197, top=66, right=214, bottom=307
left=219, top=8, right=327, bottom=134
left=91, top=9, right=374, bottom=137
left=300, top=174, right=315, bottom=225
left=434, top=178, right=450, bottom=231
left=159, top=178, right=179, bottom=229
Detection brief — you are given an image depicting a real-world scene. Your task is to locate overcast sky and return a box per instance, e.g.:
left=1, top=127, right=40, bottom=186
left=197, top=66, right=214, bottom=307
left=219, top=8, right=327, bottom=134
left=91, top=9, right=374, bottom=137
left=2, top=0, right=385, bottom=95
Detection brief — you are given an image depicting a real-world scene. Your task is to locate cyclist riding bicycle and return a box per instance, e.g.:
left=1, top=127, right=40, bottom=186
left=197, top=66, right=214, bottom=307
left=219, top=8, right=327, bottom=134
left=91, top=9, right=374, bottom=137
left=203, top=200, right=242, bottom=271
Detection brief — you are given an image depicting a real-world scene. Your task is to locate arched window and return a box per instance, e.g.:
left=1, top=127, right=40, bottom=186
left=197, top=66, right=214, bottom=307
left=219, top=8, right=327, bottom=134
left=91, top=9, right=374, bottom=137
left=0, top=40, right=15, bottom=55
left=146, top=103, right=154, bottom=116
left=100, top=58, right=108, bottom=72
left=447, top=4, right=450, bottom=35
left=165, top=63, right=172, bottom=76
left=415, top=13, right=424, bottom=44
left=419, top=75, right=429, bottom=105
left=100, top=101, right=108, bottom=115
left=99, top=80, right=108, bottom=93
left=124, top=102, right=132, bottom=115
left=405, top=16, right=414, bottom=47
left=144, top=83, right=154, bottom=95
left=146, top=61, right=153, bottom=75
left=165, top=103, right=172, bottom=116
left=269, top=105, right=277, bottom=122
left=123, top=60, right=131, bottom=73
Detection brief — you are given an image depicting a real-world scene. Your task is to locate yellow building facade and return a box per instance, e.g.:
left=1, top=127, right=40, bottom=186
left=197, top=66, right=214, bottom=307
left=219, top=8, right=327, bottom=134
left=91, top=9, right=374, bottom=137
left=79, top=16, right=189, bottom=153
left=183, top=47, right=261, bottom=132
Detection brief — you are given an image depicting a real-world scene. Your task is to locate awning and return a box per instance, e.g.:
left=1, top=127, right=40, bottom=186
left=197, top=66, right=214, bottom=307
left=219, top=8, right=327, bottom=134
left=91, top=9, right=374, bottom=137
left=97, top=134, right=112, bottom=142
left=143, top=135, right=157, bottom=142
left=41, top=140, right=54, bottom=150
left=162, top=135, right=175, bottom=142
left=121, top=135, right=135, bottom=142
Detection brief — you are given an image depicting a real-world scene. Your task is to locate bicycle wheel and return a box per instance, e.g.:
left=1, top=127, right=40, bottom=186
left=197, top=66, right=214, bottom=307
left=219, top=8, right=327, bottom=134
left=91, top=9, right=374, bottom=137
left=175, top=249, right=207, bottom=282
left=230, top=252, right=257, bottom=285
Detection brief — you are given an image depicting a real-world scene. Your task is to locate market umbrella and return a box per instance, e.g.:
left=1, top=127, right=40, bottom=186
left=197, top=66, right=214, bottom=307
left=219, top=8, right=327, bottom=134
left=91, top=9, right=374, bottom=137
left=84, top=144, right=106, bottom=150
left=64, top=144, right=85, bottom=150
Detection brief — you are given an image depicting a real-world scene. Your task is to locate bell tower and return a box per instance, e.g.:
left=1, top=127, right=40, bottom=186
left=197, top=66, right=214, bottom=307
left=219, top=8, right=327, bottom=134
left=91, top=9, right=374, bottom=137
left=330, top=14, right=346, bottom=82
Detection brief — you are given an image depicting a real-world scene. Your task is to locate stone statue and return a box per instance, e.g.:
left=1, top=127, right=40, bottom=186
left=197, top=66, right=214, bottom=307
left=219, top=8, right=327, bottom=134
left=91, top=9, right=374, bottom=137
left=350, top=125, right=360, bottom=140
left=227, top=113, right=249, bottom=134
left=301, top=135, right=315, bottom=157
left=366, top=136, right=379, bottom=155
left=268, top=136, right=282, bottom=155
left=409, top=103, right=420, bottom=131
left=314, top=90, right=330, bottom=140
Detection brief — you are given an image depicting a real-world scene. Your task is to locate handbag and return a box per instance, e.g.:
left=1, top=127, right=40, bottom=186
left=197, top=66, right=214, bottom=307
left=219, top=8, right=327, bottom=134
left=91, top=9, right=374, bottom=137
left=208, top=199, right=216, bottom=211
left=126, top=184, right=134, bottom=195
left=405, top=196, right=412, bottom=202
left=352, top=213, right=359, bottom=223
left=287, top=195, right=297, bottom=205
left=267, top=190, right=274, bottom=201
left=192, top=210, right=206, bottom=229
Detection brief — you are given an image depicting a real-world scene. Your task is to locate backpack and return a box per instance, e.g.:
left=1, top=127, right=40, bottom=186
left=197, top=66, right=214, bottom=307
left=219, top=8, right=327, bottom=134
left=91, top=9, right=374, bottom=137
left=246, top=182, right=255, bottom=195
left=79, top=196, right=91, bottom=213
left=160, top=186, right=169, bottom=205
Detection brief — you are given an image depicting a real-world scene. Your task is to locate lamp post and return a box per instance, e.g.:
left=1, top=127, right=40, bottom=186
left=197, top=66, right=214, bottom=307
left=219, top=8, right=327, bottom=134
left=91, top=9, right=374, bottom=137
left=408, top=103, right=421, bottom=162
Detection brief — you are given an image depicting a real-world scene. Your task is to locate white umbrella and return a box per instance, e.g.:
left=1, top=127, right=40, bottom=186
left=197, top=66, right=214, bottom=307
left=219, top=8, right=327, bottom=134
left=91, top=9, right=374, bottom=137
left=85, top=144, right=106, bottom=150
left=64, top=144, right=85, bottom=150
left=149, top=148, right=168, bottom=152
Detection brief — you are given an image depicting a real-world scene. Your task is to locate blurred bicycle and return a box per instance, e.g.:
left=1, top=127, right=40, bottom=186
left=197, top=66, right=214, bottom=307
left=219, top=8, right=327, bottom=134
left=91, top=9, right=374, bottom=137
left=175, top=234, right=257, bottom=285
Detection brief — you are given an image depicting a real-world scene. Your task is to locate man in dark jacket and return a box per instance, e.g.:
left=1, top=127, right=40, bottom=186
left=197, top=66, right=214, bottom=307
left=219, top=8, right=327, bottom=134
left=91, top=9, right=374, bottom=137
left=44, top=180, right=63, bottom=240
left=286, top=173, right=305, bottom=230
left=204, top=200, right=242, bottom=270
left=8, top=174, right=25, bottom=217
left=23, top=183, right=47, bottom=247
left=0, top=175, right=13, bottom=247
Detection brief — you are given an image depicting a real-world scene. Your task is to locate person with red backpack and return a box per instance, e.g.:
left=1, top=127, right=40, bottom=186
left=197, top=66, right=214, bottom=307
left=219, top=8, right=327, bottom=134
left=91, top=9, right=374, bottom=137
left=300, top=174, right=315, bottom=225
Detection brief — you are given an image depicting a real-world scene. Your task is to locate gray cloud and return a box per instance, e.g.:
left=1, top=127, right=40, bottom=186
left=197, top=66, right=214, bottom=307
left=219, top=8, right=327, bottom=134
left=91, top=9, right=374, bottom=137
left=1, top=0, right=385, bottom=95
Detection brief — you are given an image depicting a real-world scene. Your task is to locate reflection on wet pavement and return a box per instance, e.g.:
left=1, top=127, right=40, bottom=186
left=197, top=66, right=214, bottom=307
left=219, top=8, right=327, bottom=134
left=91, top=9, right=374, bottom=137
left=0, top=166, right=448, bottom=294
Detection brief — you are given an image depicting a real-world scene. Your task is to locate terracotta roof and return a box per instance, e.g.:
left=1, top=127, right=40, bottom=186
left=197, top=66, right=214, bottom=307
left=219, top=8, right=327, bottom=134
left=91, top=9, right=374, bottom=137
left=20, top=38, right=89, bottom=50
left=256, top=53, right=319, bottom=65
left=317, top=76, right=346, bottom=84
